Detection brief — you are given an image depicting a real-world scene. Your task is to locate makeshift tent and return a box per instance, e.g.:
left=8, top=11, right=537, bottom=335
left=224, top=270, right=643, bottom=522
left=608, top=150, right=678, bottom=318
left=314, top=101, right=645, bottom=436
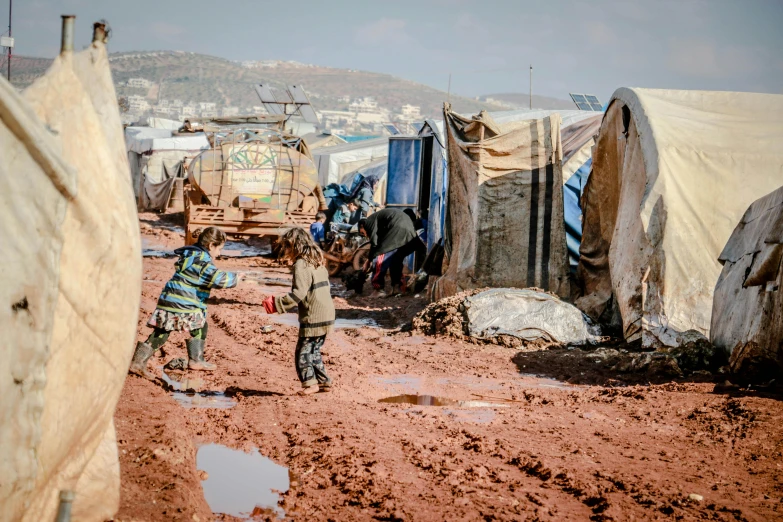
left=577, top=88, right=783, bottom=348
left=312, top=137, right=388, bottom=186
left=434, top=104, right=569, bottom=300
left=125, top=126, right=210, bottom=211
left=132, top=115, right=182, bottom=130
left=1, top=34, right=141, bottom=522
left=491, top=109, right=602, bottom=267
left=301, top=131, right=347, bottom=149
left=711, top=185, right=783, bottom=379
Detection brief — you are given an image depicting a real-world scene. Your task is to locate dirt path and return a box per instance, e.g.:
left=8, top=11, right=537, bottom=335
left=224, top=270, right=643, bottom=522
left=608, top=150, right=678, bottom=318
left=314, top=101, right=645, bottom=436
left=115, top=215, right=783, bottom=521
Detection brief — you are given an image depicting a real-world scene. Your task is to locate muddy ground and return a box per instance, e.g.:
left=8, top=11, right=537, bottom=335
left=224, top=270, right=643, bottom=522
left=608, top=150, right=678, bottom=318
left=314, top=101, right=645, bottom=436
left=115, top=213, right=783, bottom=521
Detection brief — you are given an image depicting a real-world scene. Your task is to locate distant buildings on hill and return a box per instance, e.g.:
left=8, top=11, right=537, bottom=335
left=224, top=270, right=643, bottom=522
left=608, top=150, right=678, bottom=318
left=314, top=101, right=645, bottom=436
left=119, top=78, right=425, bottom=135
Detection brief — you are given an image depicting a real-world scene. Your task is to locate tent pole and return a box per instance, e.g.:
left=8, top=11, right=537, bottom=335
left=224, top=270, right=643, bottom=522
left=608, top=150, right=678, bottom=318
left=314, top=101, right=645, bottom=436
left=7, top=0, right=11, bottom=82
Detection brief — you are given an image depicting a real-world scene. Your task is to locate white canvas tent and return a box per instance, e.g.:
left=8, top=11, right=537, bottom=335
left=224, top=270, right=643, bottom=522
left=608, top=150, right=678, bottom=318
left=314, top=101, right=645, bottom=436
left=1, top=33, right=141, bottom=522
left=312, top=137, right=388, bottom=186
left=125, top=126, right=210, bottom=211
left=577, top=88, right=783, bottom=348
left=711, top=185, right=783, bottom=379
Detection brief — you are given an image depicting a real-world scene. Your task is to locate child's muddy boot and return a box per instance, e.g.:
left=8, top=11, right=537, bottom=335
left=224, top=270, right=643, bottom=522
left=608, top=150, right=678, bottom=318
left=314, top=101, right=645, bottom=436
left=319, top=381, right=333, bottom=393
left=129, top=341, right=156, bottom=379
left=187, top=338, right=216, bottom=371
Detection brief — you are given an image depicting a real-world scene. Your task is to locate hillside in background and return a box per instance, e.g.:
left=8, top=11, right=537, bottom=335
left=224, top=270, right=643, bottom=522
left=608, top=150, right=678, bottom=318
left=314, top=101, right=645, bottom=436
left=8, top=51, right=575, bottom=117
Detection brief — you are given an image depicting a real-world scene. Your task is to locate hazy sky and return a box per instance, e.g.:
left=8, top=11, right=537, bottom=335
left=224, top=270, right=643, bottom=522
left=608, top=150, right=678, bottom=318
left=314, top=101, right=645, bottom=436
left=3, top=0, right=782, bottom=102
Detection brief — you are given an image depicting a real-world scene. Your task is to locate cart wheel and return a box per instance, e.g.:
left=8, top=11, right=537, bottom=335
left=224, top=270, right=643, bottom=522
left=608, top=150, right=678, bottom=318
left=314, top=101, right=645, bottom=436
left=326, top=259, right=343, bottom=277
left=352, top=243, right=371, bottom=272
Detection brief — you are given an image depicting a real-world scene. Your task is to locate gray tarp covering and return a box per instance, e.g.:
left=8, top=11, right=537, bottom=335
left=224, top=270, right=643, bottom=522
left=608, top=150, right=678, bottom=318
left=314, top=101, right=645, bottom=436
left=465, top=289, right=601, bottom=345
left=711, top=185, right=783, bottom=379
left=435, top=104, right=568, bottom=299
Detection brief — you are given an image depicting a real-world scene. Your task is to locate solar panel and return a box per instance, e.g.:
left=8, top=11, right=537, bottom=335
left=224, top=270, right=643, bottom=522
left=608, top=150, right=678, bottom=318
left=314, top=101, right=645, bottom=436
left=254, top=84, right=320, bottom=124
left=287, top=85, right=320, bottom=124
left=384, top=124, right=401, bottom=136
left=569, top=93, right=604, bottom=112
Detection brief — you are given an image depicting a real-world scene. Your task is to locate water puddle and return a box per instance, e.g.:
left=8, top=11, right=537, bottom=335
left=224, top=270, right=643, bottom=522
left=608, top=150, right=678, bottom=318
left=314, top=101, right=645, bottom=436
left=142, top=240, right=271, bottom=259
left=159, top=371, right=236, bottom=409
left=518, top=373, right=577, bottom=390
left=269, top=313, right=381, bottom=329
left=379, top=394, right=508, bottom=408
left=197, top=444, right=290, bottom=519
left=376, top=374, right=422, bottom=388
left=238, top=271, right=292, bottom=287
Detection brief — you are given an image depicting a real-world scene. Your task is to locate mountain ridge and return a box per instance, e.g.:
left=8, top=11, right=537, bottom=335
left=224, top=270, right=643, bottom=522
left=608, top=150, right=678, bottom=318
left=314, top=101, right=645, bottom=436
left=7, top=51, right=576, bottom=117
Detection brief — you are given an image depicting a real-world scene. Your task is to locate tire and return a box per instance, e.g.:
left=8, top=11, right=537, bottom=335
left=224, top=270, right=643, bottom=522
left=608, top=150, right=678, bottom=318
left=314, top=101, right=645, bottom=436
left=352, top=243, right=371, bottom=272
left=326, top=259, right=343, bottom=277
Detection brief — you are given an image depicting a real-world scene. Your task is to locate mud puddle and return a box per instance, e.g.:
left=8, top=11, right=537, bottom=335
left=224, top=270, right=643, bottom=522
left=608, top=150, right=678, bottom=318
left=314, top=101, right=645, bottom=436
left=142, top=240, right=271, bottom=259
left=159, top=370, right=236, bottom=409
left=379, top=394, right=508, bottom=408
left=269, top=313, right=381, bottom=329
left=197, top=444, right=289, bottom=519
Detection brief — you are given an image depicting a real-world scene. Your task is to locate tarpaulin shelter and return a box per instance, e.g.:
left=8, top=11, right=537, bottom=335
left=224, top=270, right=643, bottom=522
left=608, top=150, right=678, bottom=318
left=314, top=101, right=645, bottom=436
left=125, top=126, right=210, bottom=211
left=312, top=136, right=388, bottom=186
left=301, top=131, right=347, bottom=149
left=434, top=104, right=569, bottom=300
left=711, top=185, right=783, bottom=379
left=577, top=88, right=783, bottom=348
left=491, top=109, right=602, bottom=267
left=0, top=23, right=141, bottom=522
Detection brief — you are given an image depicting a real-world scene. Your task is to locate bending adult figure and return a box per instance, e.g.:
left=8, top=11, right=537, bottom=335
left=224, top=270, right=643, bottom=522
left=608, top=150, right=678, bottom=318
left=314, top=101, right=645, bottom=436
left=359, top=208, right=426, bottom=297
left=351, top=176, right=378, bottom=215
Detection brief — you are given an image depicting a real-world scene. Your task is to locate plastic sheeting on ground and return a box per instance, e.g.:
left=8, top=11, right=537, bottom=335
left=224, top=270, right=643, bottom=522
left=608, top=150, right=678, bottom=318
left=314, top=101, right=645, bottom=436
left=577, top=88, right=783, bottom=349
left=464, top=289, right=601, bottom=345
left=711, top=185, right=783, bottom=379
left=0, top=38, right=141, bottom=522
left=434, top=105, right=569, bottom=299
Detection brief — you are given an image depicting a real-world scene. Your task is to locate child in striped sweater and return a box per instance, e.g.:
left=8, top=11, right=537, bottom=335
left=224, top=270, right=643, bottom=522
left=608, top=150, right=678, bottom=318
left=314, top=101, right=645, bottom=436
left=129, top=227, right=241, bottom=379
left=263, top=227, right=335, bottom=395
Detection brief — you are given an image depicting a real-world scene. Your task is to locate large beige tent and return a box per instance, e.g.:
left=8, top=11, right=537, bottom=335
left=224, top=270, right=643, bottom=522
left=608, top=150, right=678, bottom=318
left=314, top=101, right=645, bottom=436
left=711, top=185, right=783, bottom=379
left=434, top=104, right=569, bottom=299
left=0, top=23, right=141, bottom=522
left=577, top=88, right=783, bottom=348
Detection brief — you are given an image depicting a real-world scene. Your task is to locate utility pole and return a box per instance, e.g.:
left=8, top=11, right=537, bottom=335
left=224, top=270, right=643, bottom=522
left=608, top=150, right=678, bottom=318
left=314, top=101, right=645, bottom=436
left=447, top=72, right=452, bottom=104
left=529, top=64, right=532, bottom=110
left=7, top=0, right=12, bottom=82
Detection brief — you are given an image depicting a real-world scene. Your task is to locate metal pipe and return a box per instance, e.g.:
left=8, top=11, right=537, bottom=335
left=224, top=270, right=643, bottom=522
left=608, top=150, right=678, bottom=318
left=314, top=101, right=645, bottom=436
left=92, top=20, right=109, bottom=43
left=60, top=15, right=75, bottom=54
left=7, top=0, right=12, bottom=81
left=54, top=490, right=75, bottom=522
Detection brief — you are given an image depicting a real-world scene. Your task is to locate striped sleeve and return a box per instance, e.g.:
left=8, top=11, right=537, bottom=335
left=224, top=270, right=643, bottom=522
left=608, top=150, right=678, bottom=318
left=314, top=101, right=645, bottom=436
left=275, top=260, right=311, bottom=313
left=201, top=262, right=238, bottom=289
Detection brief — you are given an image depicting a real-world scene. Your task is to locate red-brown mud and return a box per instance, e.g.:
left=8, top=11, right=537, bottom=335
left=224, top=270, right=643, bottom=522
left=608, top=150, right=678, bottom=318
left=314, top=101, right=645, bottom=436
left=115, top=213, right=783, bottom=521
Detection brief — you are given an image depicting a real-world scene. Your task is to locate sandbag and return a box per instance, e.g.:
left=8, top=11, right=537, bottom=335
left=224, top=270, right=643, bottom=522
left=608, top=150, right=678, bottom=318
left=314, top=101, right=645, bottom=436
left=464, top=289, right=601, bottom=345
left=711, top=185, right=783, bottom=380
left=0, top=34, right=141, bottom=522
left=435, top=105, right=568, bottom=300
